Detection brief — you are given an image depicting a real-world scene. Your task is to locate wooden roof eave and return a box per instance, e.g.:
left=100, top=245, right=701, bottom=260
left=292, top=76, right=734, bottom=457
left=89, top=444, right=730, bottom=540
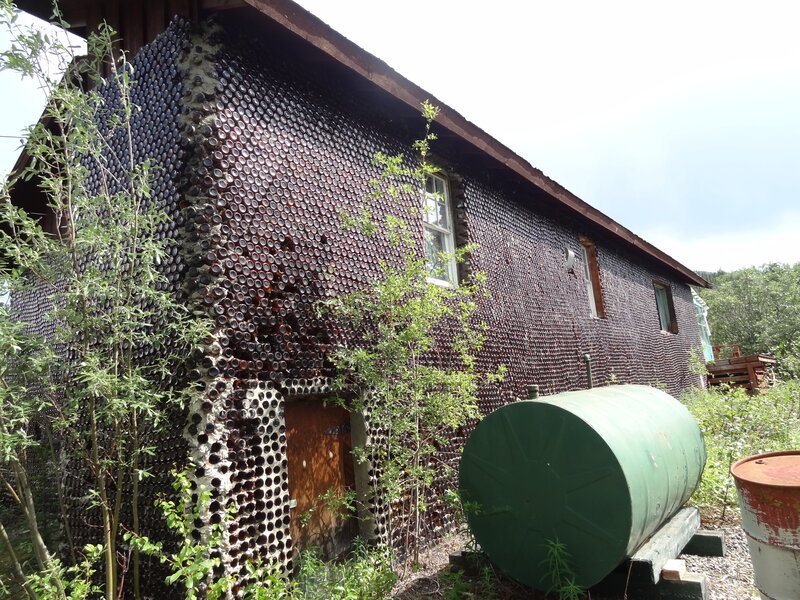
left=241, top=0, right=709, bottom=288
left=13, top=0, right=709, bottom=288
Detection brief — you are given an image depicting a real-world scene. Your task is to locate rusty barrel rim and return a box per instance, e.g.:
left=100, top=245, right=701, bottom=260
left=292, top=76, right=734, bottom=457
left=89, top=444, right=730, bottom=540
left=731, top=450, right=800, bottom=489
left=731, top=450, right=800, bottom=600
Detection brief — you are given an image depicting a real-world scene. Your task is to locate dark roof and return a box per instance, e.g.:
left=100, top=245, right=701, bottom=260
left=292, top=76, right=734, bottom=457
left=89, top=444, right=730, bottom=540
left=15, top=0, right=709, bottom=287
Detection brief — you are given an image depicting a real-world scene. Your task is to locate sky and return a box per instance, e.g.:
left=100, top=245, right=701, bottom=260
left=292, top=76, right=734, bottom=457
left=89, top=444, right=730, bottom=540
left=1, top=1, right=799, bottom=273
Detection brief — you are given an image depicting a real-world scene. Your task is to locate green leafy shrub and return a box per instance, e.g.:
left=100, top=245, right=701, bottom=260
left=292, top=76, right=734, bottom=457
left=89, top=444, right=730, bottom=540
left=130, top=467, right=396, bottom=600
left=296, top=540, right=396, bottom=600
left=681, top=382, right=800, bottom=509
left=696, top=263, right=800, bottom=356
left=440, top=562, right=504, bottom=600
left=325, top=101, right=504, bottom=565
left=773, top=341, right=800, bottom=381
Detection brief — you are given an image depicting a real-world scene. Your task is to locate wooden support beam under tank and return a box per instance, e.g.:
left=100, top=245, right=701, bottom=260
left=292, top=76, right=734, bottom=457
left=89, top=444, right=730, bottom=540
left=630, top=507, right=701, bottom=584
left=591, top=507, right=720, bottom=600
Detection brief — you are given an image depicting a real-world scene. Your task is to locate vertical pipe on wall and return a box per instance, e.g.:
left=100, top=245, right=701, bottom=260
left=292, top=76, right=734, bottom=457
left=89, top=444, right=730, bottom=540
left=583, top=353, right=593, bottom=389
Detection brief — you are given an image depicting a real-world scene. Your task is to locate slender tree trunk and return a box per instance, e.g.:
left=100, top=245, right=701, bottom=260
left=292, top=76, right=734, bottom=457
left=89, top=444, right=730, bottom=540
left=11, top=460, right=51, bottom=570
left=90, top=401, right=116, bottom=600
left=0, top=416, right=50, bottom=571
left=100, top=479, right=116, bottom=600
left=131, top=414, right=141, bottom=600
left=0, top=520, right=36, bottom=600
left=10, top=459, right=66, bottom=598
left=44, top=424, right=76, bottom=565
left=413, top=412, right=421, bottom=567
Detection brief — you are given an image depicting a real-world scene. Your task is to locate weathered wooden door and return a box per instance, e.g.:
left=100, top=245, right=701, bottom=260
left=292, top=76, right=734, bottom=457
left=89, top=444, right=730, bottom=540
left=284, top=397, right=357, bottom=558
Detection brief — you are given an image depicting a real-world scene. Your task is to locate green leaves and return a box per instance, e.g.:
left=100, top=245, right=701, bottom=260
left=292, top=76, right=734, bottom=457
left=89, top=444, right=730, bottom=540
left=0, top=308, right=54, bottom=464
left=697, top=263, right=800, bottom=356
left=541, top=539, right=585, bottom=600
left=324, top=102, right=503, bottom=563
left=295, top=540, right=396, bottom=600
left=23, top=544, right=103, bottom=600
left=682, top=382, right=800, bottom=508
left=138, top=470, right=395, bottom=600
left=0, top=5, right=211, bottom=598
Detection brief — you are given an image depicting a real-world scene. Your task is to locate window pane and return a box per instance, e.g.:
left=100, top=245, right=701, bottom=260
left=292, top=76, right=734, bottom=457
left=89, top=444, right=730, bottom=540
left=423, top=175, right=456, bottom=284
left=655, top=285, right=671, bottom=331
left=423, top=193, right=449, bottom=228
left=424, top=228, right=449, bottom=280
left=425, top=176, right=436, bottom=194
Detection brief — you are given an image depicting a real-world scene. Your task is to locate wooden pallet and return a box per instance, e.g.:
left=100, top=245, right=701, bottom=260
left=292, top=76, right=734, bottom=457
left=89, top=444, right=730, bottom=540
left=706, top=354, right=776, bottom=394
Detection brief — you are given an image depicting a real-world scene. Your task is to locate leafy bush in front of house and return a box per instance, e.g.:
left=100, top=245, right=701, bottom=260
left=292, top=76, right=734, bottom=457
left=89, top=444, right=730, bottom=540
left=324, top=101, right=505, bottom=569
left=296, top=540, right=396, bottom=600
left=0, top=4, right=211, bottom=597
left=681, top=381, right=800, bottom=509
left=128, top=468, right=395, bottom=600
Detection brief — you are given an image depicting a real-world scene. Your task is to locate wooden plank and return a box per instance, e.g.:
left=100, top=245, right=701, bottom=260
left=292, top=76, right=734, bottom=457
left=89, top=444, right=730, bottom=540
left=708, top=362, right=768, bottom=372
left=121, top=0, right=144, bottom=55
left=713, top=344, right=740, bottom=360
left=629, top=507, right=700, bottom=584
left=707, top=371, right=760, bottom=380
left=595, top=555, right=708, bottom=600
left=710, top=355, right=775, bottom=369
left=716, top=354, right=777, bottom=365
left=168, top=0, right=192, bottom=20
left=662, top=558, right=686, bottom=581
left=708, top=375, right=751, bottom=384
left=145, top=0, right=166, bottom=45
left=284, top=398, right=357, bottom=559
left=735, top=360, right=773, bottom=369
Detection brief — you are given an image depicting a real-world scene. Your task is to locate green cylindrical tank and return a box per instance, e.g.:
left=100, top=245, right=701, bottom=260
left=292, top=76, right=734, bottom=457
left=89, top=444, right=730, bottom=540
left=459, top=385, right=706, bottom=589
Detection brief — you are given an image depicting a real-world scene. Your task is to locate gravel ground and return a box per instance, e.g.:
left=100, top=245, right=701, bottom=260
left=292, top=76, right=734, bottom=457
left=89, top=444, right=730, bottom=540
left=682, top=511, right=759, bottom=600
left=394, top=510, right=760, bottom=599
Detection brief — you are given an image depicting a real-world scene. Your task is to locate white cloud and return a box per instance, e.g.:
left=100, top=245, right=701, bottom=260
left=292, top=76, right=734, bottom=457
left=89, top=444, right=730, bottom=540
left=640, top=212, right=800, bottom=273
left=0, top=11, right=85, bottom=177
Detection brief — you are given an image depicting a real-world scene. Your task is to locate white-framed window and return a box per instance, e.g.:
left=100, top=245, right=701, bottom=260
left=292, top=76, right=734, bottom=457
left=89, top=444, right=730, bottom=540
left=423, top=174, right=457, bottom=285
left=653, top=281, right=678, bottom=333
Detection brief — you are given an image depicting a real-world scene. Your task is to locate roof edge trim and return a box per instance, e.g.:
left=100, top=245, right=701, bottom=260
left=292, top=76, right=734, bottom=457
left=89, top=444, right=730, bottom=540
left=242, top=0, right=708, bottom=288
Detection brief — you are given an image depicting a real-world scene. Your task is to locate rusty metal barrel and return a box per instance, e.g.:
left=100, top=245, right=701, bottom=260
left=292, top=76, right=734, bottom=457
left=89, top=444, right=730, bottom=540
left=731, top=451, right=800, bottom=600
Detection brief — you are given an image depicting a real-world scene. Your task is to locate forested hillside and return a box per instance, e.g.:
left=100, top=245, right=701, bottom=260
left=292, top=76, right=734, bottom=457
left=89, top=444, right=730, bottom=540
left=696, top=263, right=800, bottom=362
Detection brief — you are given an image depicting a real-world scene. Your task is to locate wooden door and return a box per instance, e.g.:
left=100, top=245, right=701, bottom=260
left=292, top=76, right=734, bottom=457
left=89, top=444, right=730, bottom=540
left=284, top=398, right=357, bottom=558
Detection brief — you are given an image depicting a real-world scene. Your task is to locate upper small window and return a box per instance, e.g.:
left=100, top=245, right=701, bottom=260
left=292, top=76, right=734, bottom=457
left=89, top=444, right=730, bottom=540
left=580, top=239, right=605, bottom=318
left=653, top=281, right=678, bottom=333
left=423, top=174, right=457, bottom=285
